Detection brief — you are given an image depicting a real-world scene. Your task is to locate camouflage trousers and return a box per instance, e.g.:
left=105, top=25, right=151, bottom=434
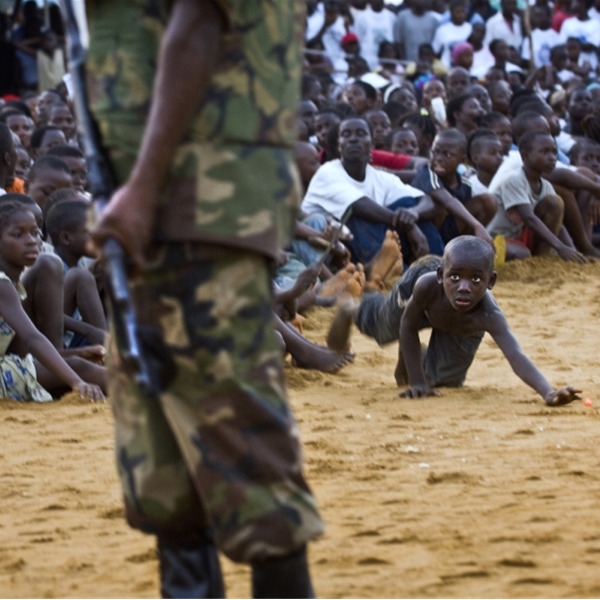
left=107, top=243, right=324, bottom=563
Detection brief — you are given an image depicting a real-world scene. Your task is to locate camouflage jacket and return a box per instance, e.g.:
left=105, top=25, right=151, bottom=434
left=86, top=0, right=304, bottom=257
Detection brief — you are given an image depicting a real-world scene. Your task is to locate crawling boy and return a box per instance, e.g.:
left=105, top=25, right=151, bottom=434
left=327, top=235, right=581, bottom=406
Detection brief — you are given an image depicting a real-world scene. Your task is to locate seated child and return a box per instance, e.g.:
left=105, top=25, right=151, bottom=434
left=0, top=201, right=105, bottom=401
left=410, top=128, right=496, bottom=247
left=390, top=127, right=420, bottom=157
left=326, top=235, right=581, bottom=406
left=465, top=129, right=504, bottom=193
left=45, top=200, right=107, bottom=347
left=487, top=130, right=587, bottom=263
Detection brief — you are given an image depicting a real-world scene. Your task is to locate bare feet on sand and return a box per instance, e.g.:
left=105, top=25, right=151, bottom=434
left=367, top=230, right=404, bottom=290
left=319, top=264, right=356, bottom=297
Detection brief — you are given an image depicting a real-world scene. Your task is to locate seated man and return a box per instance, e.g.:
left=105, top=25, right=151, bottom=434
left=301, top=116, right=442, bottom=266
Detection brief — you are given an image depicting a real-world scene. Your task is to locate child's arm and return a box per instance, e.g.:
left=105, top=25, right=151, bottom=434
left=511, top=202, right=586, bottom=263
left=429, top=188, right=495, bottom=249
left=398, top=275, right=441, bottom=398
left=487, top=309, right=581, bottom=406
left=0, top=281, right=105, bottom=401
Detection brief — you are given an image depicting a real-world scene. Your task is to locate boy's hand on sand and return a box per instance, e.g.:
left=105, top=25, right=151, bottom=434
left=400, top=384, right=441, bottom=399
left=544, top=386, right=582, bottom=407
left=73, top=381, right=106, bottom=403
left=557, top=245, right=587, bottom=264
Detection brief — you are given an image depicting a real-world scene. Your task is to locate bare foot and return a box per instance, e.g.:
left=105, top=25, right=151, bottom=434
left=319, top=263, right=356, bottom=297
left=344, top=268, right=365, bottom=299
left=291, top=341, right=354, bottom=373
left=383, top=256, right=404, bottom=288
left=368, top=230, right=402, bottom=283
left=326, top=297, right=358, bottom=353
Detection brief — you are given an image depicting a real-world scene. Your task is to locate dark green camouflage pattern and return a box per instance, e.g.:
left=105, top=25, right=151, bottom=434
left=85, top=0, right=304, bottom=257
left=108, top=245, right=324, bottom=563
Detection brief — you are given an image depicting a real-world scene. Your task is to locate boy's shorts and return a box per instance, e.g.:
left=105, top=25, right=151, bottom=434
left=108, top=243, right=324, bottom=564
left=506, top=225, right=534, bottom=252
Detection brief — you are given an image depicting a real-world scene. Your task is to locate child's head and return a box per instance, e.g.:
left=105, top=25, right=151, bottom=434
left=365, top=109, right=392, bottom=149
left=430, top=128, right=467, bottom=180
left=390, top=127, right=420, bottom=156
left=344, top=80, right=377, bottom=115
left=14, top=146, right=32, bottom=181
left=511, top=110, right=550, bottom=145
left=479, top=111, right=513, bottom=155
left=29, top=125, right=67, bottom=159
left=549, top=44, right=568, bottom=71
left=445, top=67, right=471, bottom=100
left=46, top=102, right=77, bottom=142
left=293, top=141, right=321, bottom=190
left=446, top=93, right=485, bottom=132
left=0, top=201, right=41, bottom=269
left=46, top=145, right=87, bottom=192
left=386, top=84, right=419, bottom=113
left=25, top=155, right=73, bottom=210
left=438, top=235, right=496, bottom=312
left=1, top=110, right=34, bottom=149
left=421, top=79, right=447, bottom=110
left=487, top=80, right=512, bottom=116
left=569, top=138, right=600, bottom=174
left=400, top=111, right=437, bottom=157
left=451, top=42, right=474, bottom=70
left=45, top=200, right=95, bottom=258
left=467, top=129, right=504, bottom=175
left=449, top=0, right=467, bottom=25
left=465, top=83, right=492, bottom=114
left=518, top=130, right=557, bottom=175
left=568, top=87, right=593, bottom=121
left=315, top=108, right=342, bottom=150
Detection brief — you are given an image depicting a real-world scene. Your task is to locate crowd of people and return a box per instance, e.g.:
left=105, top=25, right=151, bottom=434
left=0, top=0, right=592, bottom=396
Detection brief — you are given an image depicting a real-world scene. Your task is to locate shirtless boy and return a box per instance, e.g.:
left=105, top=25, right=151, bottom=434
left=328, top=235, right=581, bottom=406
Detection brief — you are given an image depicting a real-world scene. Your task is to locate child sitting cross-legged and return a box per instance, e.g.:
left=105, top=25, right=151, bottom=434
left=487, top=130, right=587, bottom=263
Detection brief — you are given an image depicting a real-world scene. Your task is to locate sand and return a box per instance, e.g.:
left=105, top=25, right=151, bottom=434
left=1, top=256, right=600, bottom=599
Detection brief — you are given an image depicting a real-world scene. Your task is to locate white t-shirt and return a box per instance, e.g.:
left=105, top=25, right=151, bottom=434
left=471, top=46, right=495, bottom=78
left=521, top=28, right=560, bottom=67
left=353, top=6, right=396, bottom=69
left=466, top=173, right=490, bottom=196
left=306, top=11, right=348, bottom=82
left=487, top=165, right=556, bottom=239
left=559, top=16, right=600, bottom=71
left=431, top=21, right=473, bottom=67
left=301, top=159, right=424, bottom=221
left=484, top=12, right=523, bottom=53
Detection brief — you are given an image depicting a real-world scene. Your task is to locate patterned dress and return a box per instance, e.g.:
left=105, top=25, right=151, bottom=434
left=0, top=272, right=53, bottom=402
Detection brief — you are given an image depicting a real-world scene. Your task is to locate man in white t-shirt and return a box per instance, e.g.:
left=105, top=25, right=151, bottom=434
left=483, top=0, right=523, bottom=55
left=306, top=0, right=349, bottom=83
left=352, top=0, right=396, bottom=69
left=301, top=117, right=443, bottom=264
left=559, top=0, right=600, bottom=72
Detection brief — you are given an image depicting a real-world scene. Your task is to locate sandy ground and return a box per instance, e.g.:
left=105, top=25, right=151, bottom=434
left=1, top=256, right=600, bottom=599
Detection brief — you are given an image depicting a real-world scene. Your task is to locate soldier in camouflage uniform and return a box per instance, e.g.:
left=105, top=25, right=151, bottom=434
left=87, top=0, right=324, bottom=597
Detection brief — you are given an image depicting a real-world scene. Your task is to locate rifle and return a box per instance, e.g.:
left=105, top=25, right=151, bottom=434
left=60, top=0, right=159, bottom=397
